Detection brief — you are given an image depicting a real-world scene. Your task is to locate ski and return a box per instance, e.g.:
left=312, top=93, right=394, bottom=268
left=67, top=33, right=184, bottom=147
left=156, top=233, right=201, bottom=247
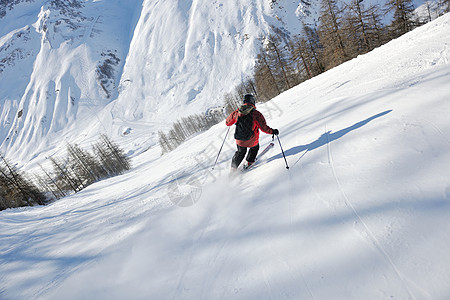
left=242, top=142, right=274, bottom=171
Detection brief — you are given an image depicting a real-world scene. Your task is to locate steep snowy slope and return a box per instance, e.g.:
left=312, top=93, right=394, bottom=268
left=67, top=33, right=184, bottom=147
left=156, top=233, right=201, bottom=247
left=1, top=0, right=434, bottom=167
left=0, top=0, right=142, bottom=163
left=1, top=12, right=449, bottom=300
left=79, top=0, right=322, bottom=158
left=0, top=0, right=311, bottom=166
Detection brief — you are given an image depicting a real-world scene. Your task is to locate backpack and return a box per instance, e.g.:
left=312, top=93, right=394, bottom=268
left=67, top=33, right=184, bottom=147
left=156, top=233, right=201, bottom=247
left=234, top=106, right=254, bottom=141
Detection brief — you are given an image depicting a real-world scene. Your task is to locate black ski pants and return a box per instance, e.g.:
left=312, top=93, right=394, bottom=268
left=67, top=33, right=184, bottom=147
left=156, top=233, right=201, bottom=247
left=231, top=144, right=259, bottom=169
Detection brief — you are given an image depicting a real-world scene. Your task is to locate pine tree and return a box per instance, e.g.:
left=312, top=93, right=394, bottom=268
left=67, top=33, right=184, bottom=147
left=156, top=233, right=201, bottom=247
left=253, top=50, right=281, bottom=101
left=344, top=0, right=372, bottom=55
left=440, top=0, right=450, bottom=14
left=422, top=1, right=433, bottom=23
left=0, top=154, right=46, bottom=210
left=94, top=135, right=130, bottom=176
left=50, top=157, right=80, bottom=193
left=385, top=0, right=416, bottom=38
left=289, top=35, right=314, bottom=80
left=302, top=25, right=326, bottom=76
left=318, top=0, right=349, bottom=69
left=67, top=143, right=104, bottom=186
left=367, top=4, right=387, bottom=47
left=38, top=163, right=67, bottom=199
left=159, top=131, right=173, bottom=153
left=264, top=34, right=295, bottom=91
left=224, top=92, right=242, bottom=114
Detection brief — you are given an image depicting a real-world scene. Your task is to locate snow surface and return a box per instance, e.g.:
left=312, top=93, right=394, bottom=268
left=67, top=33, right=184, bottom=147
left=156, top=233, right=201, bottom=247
left=0, top=0, right=435, bottom=167
left=1, top=12, right=450, bottom=300
left=0, top=0, right=143, bottom=164
left=0, top=0, right=304, bottom=165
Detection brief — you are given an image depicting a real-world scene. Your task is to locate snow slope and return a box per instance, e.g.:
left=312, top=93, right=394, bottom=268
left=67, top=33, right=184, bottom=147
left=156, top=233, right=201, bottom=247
left=0, top=0, right=142, bottom=164
left=0, top=0, right=435, bottom=167
left=1, top=12, right=450, bottom=300
left=0, top=0, right=310, bottom=165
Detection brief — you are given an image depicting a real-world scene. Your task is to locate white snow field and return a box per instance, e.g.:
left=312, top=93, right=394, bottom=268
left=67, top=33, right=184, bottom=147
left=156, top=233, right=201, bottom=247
left=1, top=11, right=450, bottom=300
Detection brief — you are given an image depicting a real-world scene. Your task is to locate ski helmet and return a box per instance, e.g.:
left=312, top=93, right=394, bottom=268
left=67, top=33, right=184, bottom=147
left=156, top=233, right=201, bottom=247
left=243, top=94, right=256, bottom=105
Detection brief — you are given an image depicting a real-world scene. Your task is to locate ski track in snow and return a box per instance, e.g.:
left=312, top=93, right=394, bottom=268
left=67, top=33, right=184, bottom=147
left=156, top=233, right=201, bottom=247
left=284, top=169, right=316, bottom=300
left=324, top=123, right=416, bottom=300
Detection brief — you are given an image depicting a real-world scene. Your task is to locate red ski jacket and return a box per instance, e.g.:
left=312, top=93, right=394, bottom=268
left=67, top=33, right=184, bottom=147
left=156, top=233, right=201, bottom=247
left=226, top=103, right=274, bottom=147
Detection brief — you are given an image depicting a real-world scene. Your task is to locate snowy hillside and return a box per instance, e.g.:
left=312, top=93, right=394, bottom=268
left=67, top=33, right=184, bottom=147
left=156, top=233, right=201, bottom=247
left=1, top=12, right=450, bottom=300
left=0, top=0, right=436, bottom=167
left=0, top=0, right=317, bottom=166
left=0, top=0, right=142, bottom=164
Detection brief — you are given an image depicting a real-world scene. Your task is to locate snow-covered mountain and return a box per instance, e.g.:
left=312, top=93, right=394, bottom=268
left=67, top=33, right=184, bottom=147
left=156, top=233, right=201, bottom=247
left=0, top=0, right=315, bottom=167
left=1, top=11, right=449, bottom=300
left=0, top=0, right=142, bottom=164
left=0, top=0, right=436, bottom=168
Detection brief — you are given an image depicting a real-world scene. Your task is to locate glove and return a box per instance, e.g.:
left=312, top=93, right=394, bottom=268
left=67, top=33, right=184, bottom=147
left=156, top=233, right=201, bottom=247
left=272, top=129, right=279, bottom=135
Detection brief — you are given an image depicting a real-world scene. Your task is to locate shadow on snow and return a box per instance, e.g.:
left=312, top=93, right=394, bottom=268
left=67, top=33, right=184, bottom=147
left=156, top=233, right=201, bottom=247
left=269, top=110, right=393, bottom=167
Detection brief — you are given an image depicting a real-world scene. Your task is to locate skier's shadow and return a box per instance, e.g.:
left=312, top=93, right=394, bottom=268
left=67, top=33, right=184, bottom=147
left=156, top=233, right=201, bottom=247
left=269, top=110, right=392, bottom=166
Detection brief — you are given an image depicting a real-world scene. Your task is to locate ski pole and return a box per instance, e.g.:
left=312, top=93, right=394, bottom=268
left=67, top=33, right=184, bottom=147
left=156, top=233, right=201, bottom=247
left=212, top=126, right=230, bottom=170
left=276, top=135, right=289, bottom=169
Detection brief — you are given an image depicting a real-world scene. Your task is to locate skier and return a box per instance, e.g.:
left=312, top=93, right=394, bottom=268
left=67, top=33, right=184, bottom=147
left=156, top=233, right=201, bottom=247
left=226, top=94, right=279, bottom=170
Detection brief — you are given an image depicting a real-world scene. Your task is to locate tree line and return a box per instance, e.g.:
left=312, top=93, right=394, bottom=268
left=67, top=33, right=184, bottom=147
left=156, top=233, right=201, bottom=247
left=159, top=0, right=448, bottom=154
left=0, top=134, right=130, bottom=211
left=158, top=110, right=226, bottom=154
left=252, top=0, right=449, bottom=99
